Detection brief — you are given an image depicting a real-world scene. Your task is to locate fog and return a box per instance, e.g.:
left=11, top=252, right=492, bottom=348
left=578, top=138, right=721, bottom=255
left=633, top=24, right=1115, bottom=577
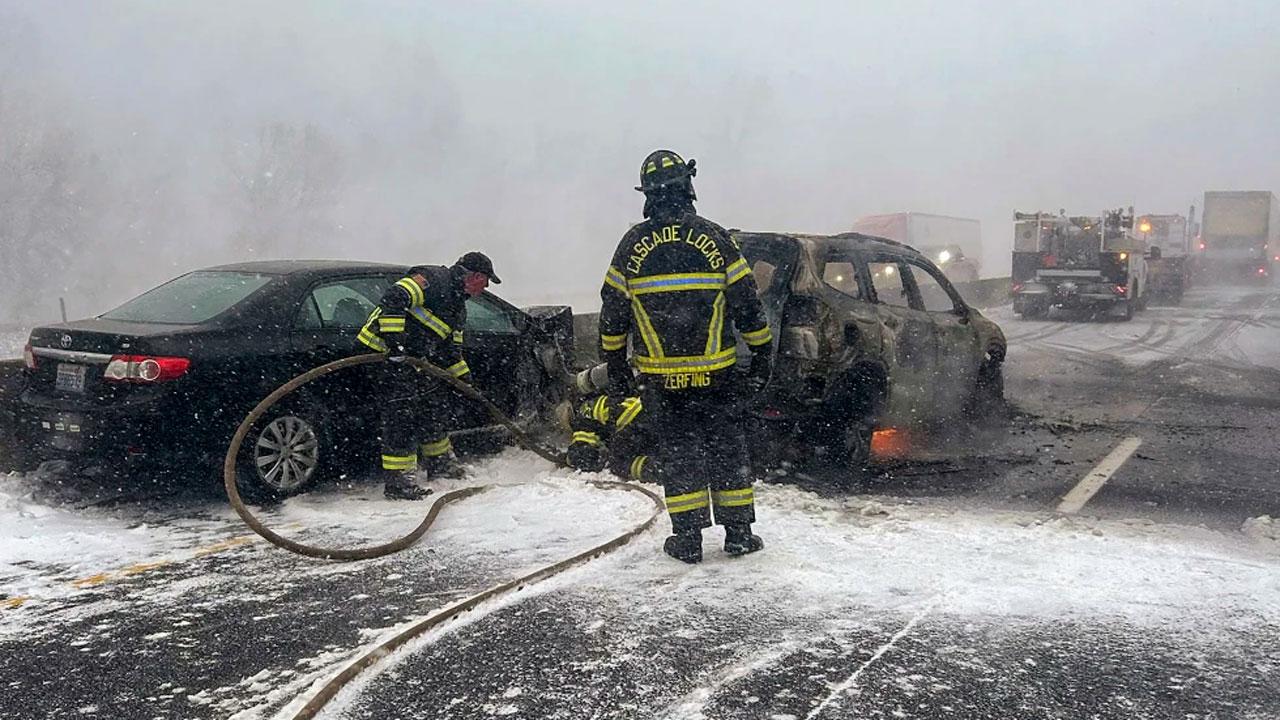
left=2, top=0, right=1278, bottom=322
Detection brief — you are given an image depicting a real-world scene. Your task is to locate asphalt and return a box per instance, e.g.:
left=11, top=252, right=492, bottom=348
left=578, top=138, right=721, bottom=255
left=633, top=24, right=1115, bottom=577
left=2, top=283, right=1279, bottom=719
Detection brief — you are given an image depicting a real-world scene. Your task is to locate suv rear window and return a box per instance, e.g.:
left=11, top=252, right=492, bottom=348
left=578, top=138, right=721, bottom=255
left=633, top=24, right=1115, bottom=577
left=101, top=271, right=274, bottom=324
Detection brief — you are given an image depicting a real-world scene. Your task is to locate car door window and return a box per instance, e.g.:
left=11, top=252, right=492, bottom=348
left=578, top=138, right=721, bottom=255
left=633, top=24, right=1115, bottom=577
left=905, top=263, right=961, bottom=313
left=867, top=262, right=912, bottom=308
left=821, top=260, right=864, bottom=299
left=466, top=294, right=518, bottom=334
left=302, top=277, right=391, bottom=329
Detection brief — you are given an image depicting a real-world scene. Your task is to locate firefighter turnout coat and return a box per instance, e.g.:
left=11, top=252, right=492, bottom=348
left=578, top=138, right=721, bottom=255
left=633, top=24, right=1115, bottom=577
left=599, top=212, right=772, bottom=389
left=358, top=266, right=470, bottom=382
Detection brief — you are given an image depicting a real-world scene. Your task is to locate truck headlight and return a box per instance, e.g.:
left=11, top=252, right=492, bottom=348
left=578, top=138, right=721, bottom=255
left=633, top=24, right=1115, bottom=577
left=938, top=250, right=952, bottom=264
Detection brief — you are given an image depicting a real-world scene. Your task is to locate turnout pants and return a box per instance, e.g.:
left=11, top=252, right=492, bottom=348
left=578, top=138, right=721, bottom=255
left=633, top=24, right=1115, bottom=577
left=377, top=362, right=453, bottom=476
left=643, top=386, right=756, bottom=534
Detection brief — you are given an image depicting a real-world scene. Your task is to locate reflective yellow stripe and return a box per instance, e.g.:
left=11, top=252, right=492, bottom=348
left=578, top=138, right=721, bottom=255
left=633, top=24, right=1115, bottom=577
left=408, top=306, right=451, bottom=338
left=604, top=266, right=629, bottom=297
left=420, top=437, right=452, bottom=458
left=616, top=397, right=643, bottom=430
left=358, top=328, right=387, bottom=352
left=572, top=431, right=601, bottom=446
left=725, top=258, right=751, bottom=285
left=634, top=348, right=737, bottom=375
left=378, top=317, right=406, bottom=333
left=631, top=299, right=664, bottom=358
left=592, top=396, right=610, bottom=424
left=713, top=487, right=755, bottom=508
left=381, top=454, right=417, bottom=471
left=396, top=278, right=425, bottom=307
left=741, top=325, right=773, bottom=346
left=629, top=273, right=726, bottom=295
left=705, top=291, right=725, bottom=355
left=665, top=489, right=711, bottom=514
left=452, top=330, right=464, bottom=344
left=447, top=360, right=470, bottom=378
left=601, top=333, right=627, bottom=352
left=630, top=455, right=648, bottom=481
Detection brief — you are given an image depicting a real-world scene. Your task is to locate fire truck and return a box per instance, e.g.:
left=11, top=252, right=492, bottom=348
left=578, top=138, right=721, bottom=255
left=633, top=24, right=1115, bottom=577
left=1011, top=208, right=1149, bottom=321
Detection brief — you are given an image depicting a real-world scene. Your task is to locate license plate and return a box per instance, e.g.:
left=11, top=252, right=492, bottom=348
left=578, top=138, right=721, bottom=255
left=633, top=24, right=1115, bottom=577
left=55, top=363, right=88, bottom=393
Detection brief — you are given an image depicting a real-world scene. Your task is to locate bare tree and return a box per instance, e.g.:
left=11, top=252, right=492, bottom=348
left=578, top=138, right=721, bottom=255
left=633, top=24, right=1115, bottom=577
left=0, top=88, right=104, bottom=323
left=226, top=123, right=345, bottom=258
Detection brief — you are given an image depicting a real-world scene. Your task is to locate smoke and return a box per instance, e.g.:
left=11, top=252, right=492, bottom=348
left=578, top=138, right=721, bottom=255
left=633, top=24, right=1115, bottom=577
left=1, top=1, right=1278, bottom=323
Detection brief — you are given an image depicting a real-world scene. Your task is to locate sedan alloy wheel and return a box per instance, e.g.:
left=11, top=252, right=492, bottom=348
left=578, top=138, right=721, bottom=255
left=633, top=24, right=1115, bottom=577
left=254, top=415, right=321, bottom=493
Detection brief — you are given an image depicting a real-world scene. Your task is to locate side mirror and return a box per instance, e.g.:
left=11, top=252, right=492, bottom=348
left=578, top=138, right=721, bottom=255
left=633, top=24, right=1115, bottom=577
left=955, top=305, right=972, bottom=324
left=1148, top=246, right=1162, bottom=260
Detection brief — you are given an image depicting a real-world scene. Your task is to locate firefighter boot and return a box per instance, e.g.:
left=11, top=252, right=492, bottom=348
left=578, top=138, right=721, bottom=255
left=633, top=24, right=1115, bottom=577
left=424, top=452, right=467, bottom=481
left=724, top=524, right=764, bottom=557
left=663, top=531, right=703, bottom=564
left=384, top=471, right=433, bottom=501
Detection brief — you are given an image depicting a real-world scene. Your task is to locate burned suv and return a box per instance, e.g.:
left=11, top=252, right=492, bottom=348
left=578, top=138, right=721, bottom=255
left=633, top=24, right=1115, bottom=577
left=736, top=232, right=1006, bottom=468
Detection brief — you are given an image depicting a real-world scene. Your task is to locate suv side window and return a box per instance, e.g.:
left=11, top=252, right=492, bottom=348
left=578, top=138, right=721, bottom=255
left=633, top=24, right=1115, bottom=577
left=300, top=277, right=391, bottom=329
left=821, top=260, right=863, bottom=299
left=867, top=262, right=912, bottom=308
left=906, top=262, right=962, bottom=313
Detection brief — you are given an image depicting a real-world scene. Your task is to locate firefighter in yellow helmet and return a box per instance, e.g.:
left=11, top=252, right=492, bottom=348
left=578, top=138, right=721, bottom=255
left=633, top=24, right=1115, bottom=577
left=566, top=393, right=653, bottom=481
left=598, top=150, right=774, bottom=562
left=357, top=252, right=500, bottom=500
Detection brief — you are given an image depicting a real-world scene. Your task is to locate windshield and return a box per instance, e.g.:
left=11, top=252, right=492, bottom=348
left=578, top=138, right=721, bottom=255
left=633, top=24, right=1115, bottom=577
left=100, top=271, right=274, bottom=324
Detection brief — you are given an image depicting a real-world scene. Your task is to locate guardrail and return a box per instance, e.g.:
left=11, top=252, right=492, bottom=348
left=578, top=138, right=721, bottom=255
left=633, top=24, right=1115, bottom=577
left=0, top=359, right=28, bottom=469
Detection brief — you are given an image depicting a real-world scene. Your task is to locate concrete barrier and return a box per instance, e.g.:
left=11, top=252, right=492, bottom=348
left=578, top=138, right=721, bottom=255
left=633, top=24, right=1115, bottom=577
left=0, top=359, right=31, bottom=470
left=569, top=277, right=1012, bottom=368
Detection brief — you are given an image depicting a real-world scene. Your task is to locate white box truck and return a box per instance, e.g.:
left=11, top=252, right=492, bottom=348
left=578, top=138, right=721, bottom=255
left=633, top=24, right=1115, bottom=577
left=852, top=212, right=983, bottom=282
left=1199, top=191, right=1278, bottom=282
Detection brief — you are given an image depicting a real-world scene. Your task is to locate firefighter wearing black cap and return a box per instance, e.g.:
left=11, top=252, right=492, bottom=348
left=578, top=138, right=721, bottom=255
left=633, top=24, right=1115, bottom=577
left=599, top=149, right=774, bottom=562
left=358, top=252, right=501, bottom=500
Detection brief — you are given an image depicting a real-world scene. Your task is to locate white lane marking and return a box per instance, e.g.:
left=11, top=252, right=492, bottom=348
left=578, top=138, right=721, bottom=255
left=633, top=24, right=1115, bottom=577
left=1056, top=436, right=1143, bottom=514
left=803, top=596, right=940, bottom=720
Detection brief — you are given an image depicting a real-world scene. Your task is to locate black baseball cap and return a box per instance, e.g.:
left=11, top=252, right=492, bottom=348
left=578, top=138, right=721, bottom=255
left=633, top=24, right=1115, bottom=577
left=456, top=251, right=501, bottom=284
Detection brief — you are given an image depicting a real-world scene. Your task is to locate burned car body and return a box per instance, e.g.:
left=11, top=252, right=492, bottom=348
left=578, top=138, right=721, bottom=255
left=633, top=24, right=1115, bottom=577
left=15, top=261, right=574, bottom=496
left=736, top=232, right=1006, bottom=467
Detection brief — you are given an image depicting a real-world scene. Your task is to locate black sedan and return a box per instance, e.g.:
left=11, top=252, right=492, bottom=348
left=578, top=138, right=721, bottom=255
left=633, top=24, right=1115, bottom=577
left=17, top=261, right=574, bottom=497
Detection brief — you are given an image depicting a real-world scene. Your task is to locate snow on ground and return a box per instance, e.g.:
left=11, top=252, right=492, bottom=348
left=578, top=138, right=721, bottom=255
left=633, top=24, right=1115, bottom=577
left=309, top=460, right=1280, bottom=718
left=993, top=286, right=1280, bottom=371
left=0, top=473, right=238, bottom=605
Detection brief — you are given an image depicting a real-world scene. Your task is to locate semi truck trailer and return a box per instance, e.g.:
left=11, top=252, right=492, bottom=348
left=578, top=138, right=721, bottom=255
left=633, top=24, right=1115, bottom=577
left=1199, top=191, right=1277, bottom=282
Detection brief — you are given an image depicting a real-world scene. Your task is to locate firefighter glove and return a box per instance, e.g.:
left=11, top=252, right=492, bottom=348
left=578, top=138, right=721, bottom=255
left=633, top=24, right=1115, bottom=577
left=606, top=355, right=634, bottom=397
left=567, top=442, right=606, bottom=472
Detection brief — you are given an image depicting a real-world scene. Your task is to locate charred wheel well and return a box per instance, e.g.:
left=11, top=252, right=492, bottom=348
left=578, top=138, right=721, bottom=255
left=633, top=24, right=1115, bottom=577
left=828, top=361, right=888, bottom=424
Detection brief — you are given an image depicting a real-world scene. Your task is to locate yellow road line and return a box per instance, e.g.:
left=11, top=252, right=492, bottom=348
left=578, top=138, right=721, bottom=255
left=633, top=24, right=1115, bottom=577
left=5, top=523, right=302, bottom=610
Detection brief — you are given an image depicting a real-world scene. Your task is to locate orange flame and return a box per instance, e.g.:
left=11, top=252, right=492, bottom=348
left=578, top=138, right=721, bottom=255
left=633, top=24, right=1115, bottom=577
left=870, top=428, right=910, bottom=460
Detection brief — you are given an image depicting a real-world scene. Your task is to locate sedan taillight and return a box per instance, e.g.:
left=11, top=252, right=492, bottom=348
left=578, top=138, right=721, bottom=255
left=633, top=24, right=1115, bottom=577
left=23, top=343, right=36, bottom=370
left=104, top=355, right=191, bottom=383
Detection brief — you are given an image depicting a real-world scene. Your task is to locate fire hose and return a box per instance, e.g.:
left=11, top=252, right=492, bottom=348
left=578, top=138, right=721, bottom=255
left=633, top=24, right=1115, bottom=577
left=220, top=353, right=666, bottom=717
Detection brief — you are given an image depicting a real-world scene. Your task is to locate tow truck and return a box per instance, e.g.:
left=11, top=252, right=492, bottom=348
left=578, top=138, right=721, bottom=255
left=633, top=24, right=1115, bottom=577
left=1011, top=208, right=1149, bottom=321
left=1136, top=209, right=1195, bottom=303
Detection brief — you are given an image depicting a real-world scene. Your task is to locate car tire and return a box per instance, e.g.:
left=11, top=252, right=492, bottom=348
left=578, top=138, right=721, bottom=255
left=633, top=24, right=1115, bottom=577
left=1120, top=299, right=1135, bottom=321
left=838, top=420, right=875, bottom=471
left=967, top=357, right=1005, bottom=418
left=236, top=402, right=330, bottom=502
